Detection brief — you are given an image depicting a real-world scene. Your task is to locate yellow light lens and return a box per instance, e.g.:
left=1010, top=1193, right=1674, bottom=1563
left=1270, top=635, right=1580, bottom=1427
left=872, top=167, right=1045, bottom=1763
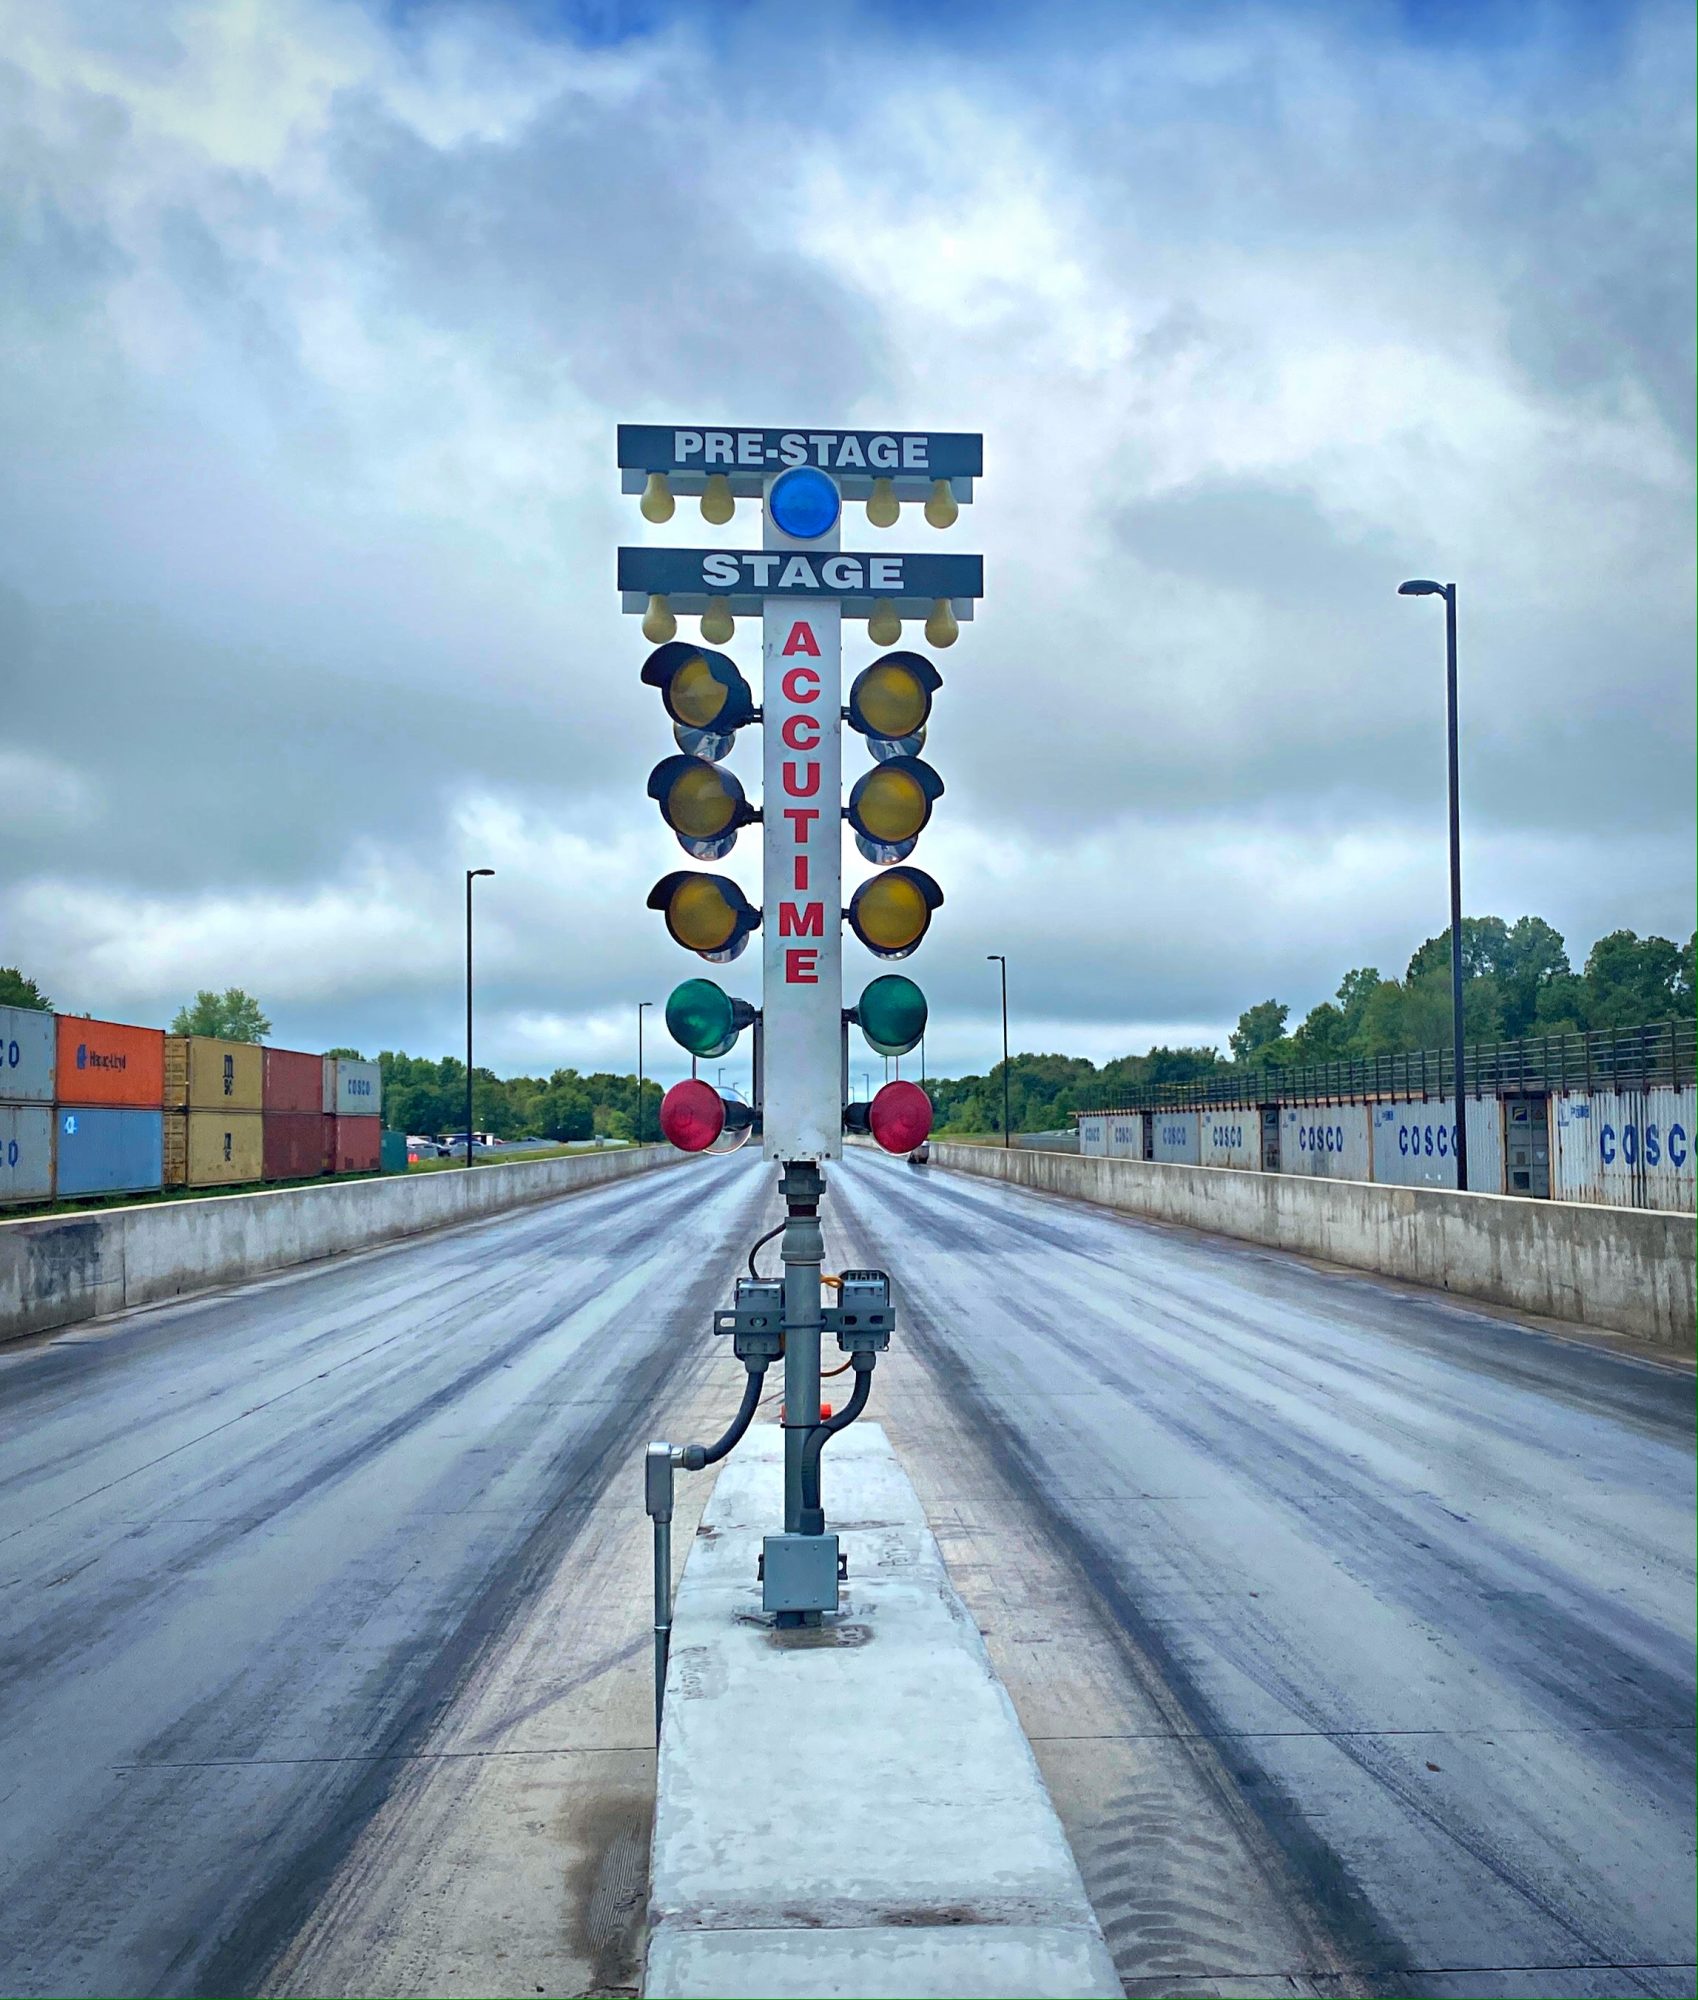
left=853, top=872, right=929, bottom=952
left=855, top=765, right=927, bottom=843
left=670, top=653, right=728, bottom=729
left=856, top=662, right=927, bottom=738
left=667, top=763, right=736, bottom=839
left=669, top=876, right=737, bottom=951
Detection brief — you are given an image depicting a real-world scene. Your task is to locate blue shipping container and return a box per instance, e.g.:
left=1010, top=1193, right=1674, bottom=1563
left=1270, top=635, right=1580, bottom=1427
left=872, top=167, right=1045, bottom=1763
left=54, top=1107, right=164, bottom=1198
left=1, top=1104, right=55, bottom=1203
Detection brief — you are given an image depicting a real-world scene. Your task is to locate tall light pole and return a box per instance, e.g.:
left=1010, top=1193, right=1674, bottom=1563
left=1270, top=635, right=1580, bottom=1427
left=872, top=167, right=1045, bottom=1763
left=637, top=1000, right=653, bottom=1146
left=987, top=953, right=1010, bottom=1148
left=465, top=868, right=495, bottom=1168
left=1398, top=579, right=1468, bottom=1191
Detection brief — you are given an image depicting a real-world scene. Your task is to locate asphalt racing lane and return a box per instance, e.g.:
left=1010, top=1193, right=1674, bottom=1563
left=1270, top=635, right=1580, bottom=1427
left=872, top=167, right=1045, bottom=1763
left=829, top=1146, right=1696, bottom=1998
left=0, top=1156, right=768, bottom=1998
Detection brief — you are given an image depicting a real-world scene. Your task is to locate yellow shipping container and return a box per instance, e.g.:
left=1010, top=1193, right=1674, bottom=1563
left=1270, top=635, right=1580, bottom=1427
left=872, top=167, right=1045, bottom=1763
left=164, top=1037, right=264, bottom=1112
left=164, top=1110, right=263, bottom=1188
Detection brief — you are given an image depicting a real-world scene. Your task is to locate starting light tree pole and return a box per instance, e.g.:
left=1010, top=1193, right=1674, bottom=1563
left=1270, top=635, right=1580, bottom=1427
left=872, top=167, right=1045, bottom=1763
left=621, top=425, right=982, bottom=1647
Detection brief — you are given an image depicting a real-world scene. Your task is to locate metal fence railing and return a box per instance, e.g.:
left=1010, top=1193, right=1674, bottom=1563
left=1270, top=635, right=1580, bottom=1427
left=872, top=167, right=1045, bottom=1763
left=1076, top=1018, right=1695, bottom=1118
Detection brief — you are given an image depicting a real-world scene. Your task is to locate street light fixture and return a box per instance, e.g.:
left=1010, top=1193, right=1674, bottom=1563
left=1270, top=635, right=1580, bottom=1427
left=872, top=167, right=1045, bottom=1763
left=465, top=869, right=495, bottom=1168
left=637, top=1000, right=654, bottom=1146
left=987, top=954, right=1010, bottom=1149
left=1398, top=578, right=1468, bottom=1191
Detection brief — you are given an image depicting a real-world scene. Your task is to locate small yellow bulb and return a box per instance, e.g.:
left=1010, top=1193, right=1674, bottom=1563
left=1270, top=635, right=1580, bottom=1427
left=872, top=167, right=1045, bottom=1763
left=642, top=594, right=677, bottom=644
left=700, top=597, right=734, bottom=645
left=924, top=598, right=959, bottom=648
left=700, top=474, right=735, bottom=526
left=868, top=599, right=902, bottom=646
left=866, top=477, right=900, bottom=528
left=924, top=479, right=958, bottom=529
left=640, top=472, right=674, bottom=523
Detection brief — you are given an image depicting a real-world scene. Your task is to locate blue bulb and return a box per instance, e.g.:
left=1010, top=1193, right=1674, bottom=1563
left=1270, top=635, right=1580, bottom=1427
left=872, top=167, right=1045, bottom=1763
left=768, top=465, right=841, bottom=541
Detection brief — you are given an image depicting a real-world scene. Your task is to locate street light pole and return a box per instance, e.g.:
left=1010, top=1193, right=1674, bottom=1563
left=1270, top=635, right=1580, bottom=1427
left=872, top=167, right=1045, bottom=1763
left=987, top=954, right=1010, bottom=1148
left=1398, top=579, right=1468, bottom=1191
left=465, top=868, right=495, bottom=1168
left=637, top=1001, right=653, bottom=1147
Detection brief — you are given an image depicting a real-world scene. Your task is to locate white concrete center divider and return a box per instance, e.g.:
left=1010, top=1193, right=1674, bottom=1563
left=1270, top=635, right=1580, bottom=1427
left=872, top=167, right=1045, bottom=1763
left=0, top=1147, right=688, bottom=1344
left=928, top=1141, right=1696, bottom=1351
left=645, top=1423, right=1120, bottom=2000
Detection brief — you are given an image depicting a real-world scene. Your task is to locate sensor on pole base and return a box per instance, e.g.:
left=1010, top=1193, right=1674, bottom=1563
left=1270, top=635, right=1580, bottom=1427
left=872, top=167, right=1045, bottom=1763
left=760, top=1532, right=840, bottom=1615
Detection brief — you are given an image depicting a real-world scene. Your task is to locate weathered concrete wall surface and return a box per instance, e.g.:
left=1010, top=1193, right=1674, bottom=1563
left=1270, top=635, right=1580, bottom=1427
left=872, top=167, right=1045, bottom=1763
left=929, top=1142, right=1696, bottom=1350
left=0, top=1148, right=685, bottom=1343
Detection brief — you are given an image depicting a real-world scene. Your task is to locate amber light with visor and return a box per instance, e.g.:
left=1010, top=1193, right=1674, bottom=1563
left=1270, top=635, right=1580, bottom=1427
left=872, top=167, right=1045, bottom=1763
left=647, top=753, right=756, bottom=860
left=641, top=641, right=756, bottom=758
left=846, top=866, right=943, bottom=959
left=846, top=651, right=941, bottom=759
left=647, top=870, right=760, bottom=961
left=846, top=756, right=943, bottom=862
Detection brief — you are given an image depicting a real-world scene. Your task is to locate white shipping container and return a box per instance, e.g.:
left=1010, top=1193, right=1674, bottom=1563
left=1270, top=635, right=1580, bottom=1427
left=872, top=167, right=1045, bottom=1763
left=1370, top=1098, right=1508, bottom=1193
left=325, top=1057, right=382, bottom=1118
left=1278, top=1103, right=1372, bottom=1181
left=1078, top=1116, right=1106, bottom=1157
left=0, top=1103, right=54, bottom=1203
left=0, top=1004, right=56, bottom=1105
left=1553, top=1088, right=1695, bottom=1212
left=1199, top=1108, right=1258, bottom=1170
left=1106, top=1113, right=1146, bottom=1159
left=1149, top=1111, right=1200, bottom=1165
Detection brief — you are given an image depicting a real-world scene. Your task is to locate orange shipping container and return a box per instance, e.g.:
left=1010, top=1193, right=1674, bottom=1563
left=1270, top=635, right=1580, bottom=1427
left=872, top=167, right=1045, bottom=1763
left=55, top=1017, right=165, bottom=1109
left=328, top=1114, right=380, bottom=1174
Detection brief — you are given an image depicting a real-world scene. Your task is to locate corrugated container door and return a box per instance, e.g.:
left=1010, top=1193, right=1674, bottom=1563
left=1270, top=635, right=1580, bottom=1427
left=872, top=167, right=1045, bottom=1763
left=331, top=1115, right=381, bottom=1173
left=163, top=1112, right=188, bottom=1187
left=186, top=1111, right=263, bottom=1187
left=0, top=1105, right=55, bottom=1203
left=1, top=1005, right=56, bottom=1104
left=55, top=1108, right=164, bottom=1197
left=264, top=1111, right=326, bottom=1181
left=333, top=1059, right=381, bottom=1118
left=1106, top=1115, right=1145, bottom=1159
left=1199, top=1109, right=1258, bottom=1170
left=187, top=1039, right=264, bottom=1111
left=1642, top=1086, right=1697, bottom=1211
left=1278, top=1104, right=1372, bottom=1180
left=264, top=1047, right=323, bottom=1114
left=55, top=1018, right=165, bottom=1108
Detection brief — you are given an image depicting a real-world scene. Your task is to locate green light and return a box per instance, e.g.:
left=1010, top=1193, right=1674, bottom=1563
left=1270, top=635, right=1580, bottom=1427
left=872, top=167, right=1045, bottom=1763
left=858, top=974, right=927, bottom=1056
left=666, top=979, right=735, bottom=1058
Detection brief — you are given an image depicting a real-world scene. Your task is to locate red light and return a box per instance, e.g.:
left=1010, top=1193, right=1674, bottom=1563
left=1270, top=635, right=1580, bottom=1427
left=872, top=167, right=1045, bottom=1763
left=659, top=1079, right=726, bottom=1153
left=868, top=1080, right=932, bottom=1155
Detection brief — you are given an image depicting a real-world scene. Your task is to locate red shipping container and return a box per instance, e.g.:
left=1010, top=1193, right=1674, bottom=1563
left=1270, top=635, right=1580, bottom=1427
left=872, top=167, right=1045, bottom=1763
left=263, top=1047, right=323, bottom=1115
left=263, top=1111, right=325, bottom=1182
left=55, top=1017, right=165, bottom=1108
left=329, top=1114, right=380, bottom=1174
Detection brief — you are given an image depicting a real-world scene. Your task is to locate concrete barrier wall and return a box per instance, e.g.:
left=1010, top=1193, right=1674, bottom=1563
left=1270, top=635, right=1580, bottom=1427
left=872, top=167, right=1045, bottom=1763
left=0, top=1148, right=685, bottom=1344
left=929, top=1142, right=1696, bottom=1351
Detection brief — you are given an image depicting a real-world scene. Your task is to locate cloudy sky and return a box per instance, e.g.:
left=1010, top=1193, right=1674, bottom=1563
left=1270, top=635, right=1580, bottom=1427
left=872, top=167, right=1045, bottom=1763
left=2, top=0, right=1692, bottom=1089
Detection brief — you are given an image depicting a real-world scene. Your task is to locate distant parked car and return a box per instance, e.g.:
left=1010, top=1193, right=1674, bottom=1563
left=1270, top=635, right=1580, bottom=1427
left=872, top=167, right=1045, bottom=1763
left=407, top=1135, right=450, bottom=1159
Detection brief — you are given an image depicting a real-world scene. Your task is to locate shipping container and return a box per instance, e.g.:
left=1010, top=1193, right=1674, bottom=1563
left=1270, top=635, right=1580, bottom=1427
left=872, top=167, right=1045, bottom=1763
left=1, top=1004, right=56, bottom=1105
left=1369, top=1097, right=1509, bottom=1194
left=0, top=1104, right=54, bottom=1204
left=1149, top=1111, right=1200, bottom=1165
left=329, top=1114, right=381, bottom=1174
left=323, top=1056, right=381, bottom=1118
left=1078, top=1115, right=1107, bottom=1157
left=55, top=1017, right=165, bottom=1108
left=1199, top=1108, right=1258, bottom=1171
left=164, top=1036, right=264, bottom=1112
left=1277, top=1103, right=1372, bottom=1181
left=166, top=1110, right=264, bottom=1188
left=263, top=1111, right=326, bottom=1183
left=264, top=1046, right=323, bottom=1115
left=55, top=1107, right=164, bottom=1198
left=1553, top=1087, right=1696, bottom=1212
left=1105, top=1113, right=1145, bottom=1159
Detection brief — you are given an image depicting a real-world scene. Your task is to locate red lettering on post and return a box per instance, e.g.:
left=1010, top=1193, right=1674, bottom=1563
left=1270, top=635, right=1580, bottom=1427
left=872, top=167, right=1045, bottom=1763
left=781, top=622, right=821, bottom=657
left=783, top=808, right=820, bottom=841
left=782, top=760, right=821, bottom=797
left=793, top=856, right=810, bottom=891
left=779, top=902, right=824, bottom=937
left=781, top=665, right=821, bottom=702
left=785, top=948, right=820, bottom=983
left=781, top=713, right=820, bottom=751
